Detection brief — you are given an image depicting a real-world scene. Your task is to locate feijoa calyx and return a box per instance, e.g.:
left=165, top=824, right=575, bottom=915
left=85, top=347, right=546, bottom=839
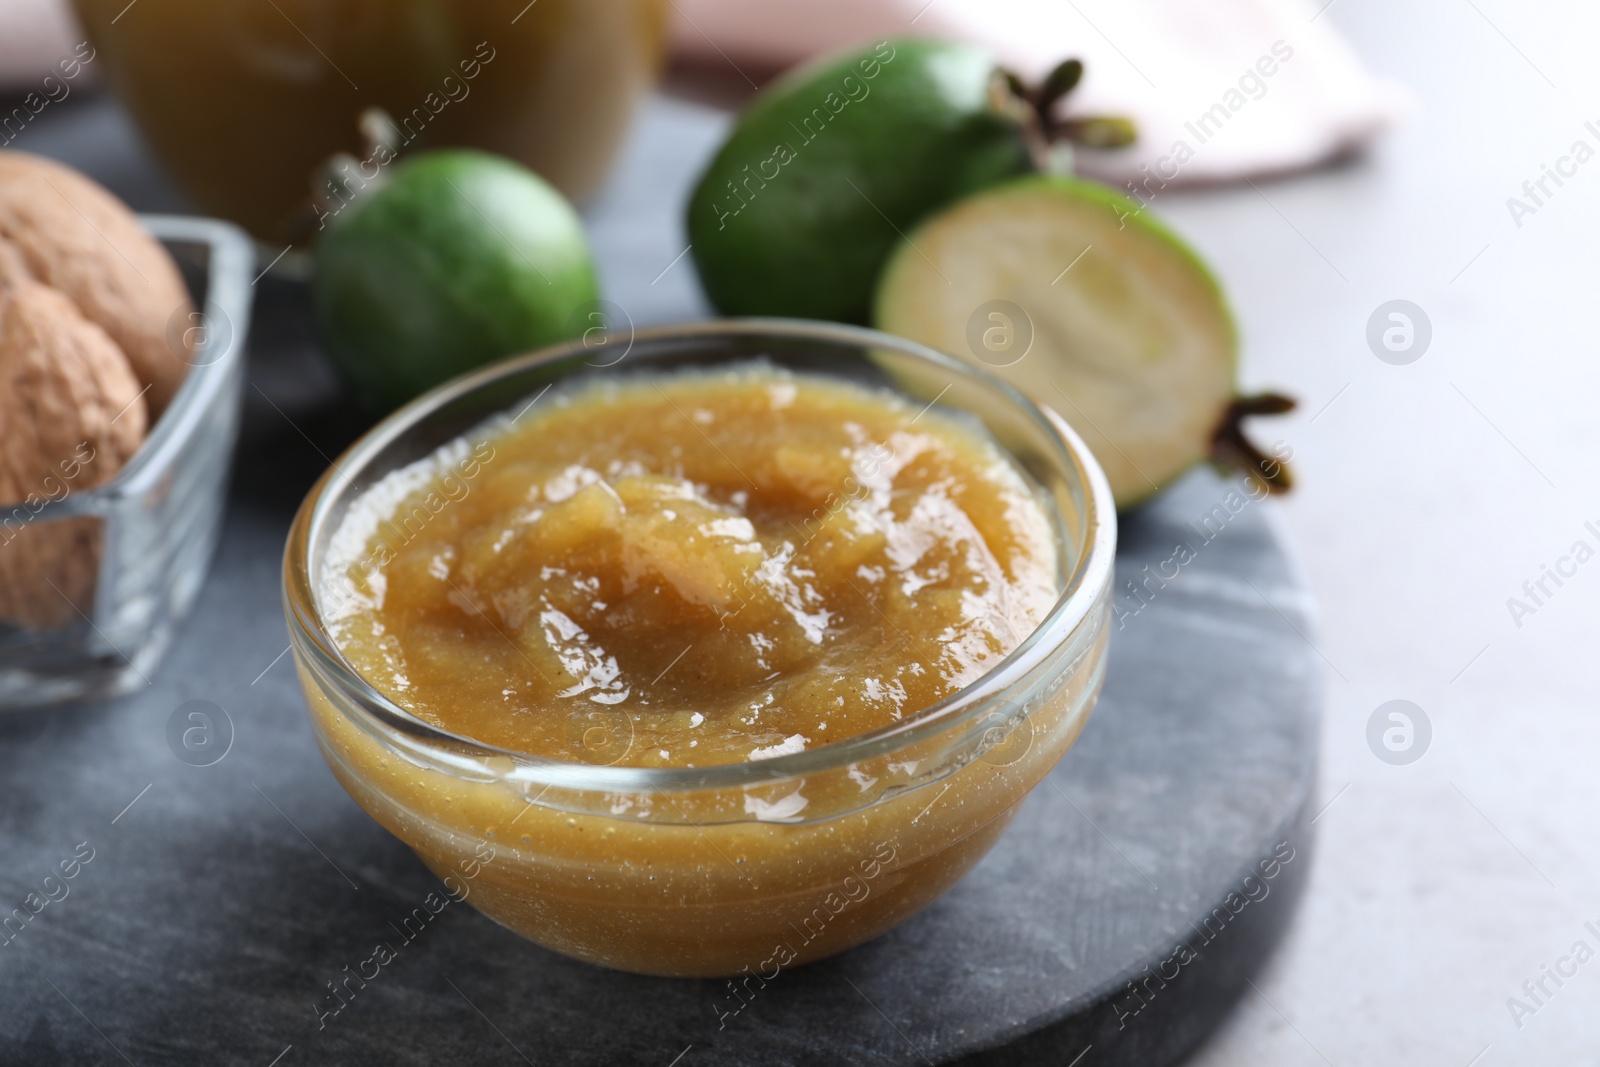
left=687, top=39, right=1129, bottom=324
left=874, top=176, right=1293, bottom=509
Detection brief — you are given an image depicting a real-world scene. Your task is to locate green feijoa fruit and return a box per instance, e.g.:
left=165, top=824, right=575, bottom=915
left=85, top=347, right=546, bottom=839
left=313, top=149, right=599, bottom=411
left=874, top=175, right=1294, bottom=509
left=687, top=38, right=1038, bottom=324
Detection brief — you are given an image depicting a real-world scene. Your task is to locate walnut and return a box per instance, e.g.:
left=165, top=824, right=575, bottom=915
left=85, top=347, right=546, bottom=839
left=0, top=151, right=193, bottom=416
left=0, top=279, right=147, bottom=631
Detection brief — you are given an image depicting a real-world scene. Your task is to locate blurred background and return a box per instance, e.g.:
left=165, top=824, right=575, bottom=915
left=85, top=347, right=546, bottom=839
left=4, top=0, right=1598, bottom=1063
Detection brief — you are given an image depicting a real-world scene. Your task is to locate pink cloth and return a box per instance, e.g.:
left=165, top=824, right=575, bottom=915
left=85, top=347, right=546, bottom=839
left=671, top=0, right=1407, bottom=186
left=0, top=0, right=87, bottom=91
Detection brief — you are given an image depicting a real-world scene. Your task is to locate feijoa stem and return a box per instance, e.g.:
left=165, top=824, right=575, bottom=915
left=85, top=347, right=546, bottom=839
left=286, top=108, right=404, bottom=242
left=1054, top=116, right=1138, bottom=149
left=1004, top=58, right=1137, bottom=151
left=1036, top=59, right=1085, bottom=112
left=1210, top=393, right=1296, bottom=494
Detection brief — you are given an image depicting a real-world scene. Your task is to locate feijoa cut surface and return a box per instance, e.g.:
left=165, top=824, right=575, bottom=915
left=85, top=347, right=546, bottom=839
left=874, top=176, right=1291, bottom=507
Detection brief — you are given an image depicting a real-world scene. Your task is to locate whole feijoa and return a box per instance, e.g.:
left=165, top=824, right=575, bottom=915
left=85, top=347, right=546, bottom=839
left=686, top=39, right=1039, bottom=324
left=313, top=149, right=598, bottom=411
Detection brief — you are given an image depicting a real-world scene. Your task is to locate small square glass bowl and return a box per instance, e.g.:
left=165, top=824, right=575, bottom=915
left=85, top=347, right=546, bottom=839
left=285, top=321, right=1117, bottom=976
left=0, top=215, right=253, bottom=707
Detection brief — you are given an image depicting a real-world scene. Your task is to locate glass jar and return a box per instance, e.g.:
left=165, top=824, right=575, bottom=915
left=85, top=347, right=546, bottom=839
left=0, top=216, right=253, bottom=707
left=283, top=321, right=1116, bottom=976
left=71, top=0, right=669, bottom=241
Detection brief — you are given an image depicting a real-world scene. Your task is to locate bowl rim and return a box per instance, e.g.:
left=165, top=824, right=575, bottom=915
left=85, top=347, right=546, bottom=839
left=283, top=318, right=1117, bottom=793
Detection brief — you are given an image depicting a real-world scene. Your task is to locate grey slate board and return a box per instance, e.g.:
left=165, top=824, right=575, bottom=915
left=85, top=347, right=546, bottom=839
left=0, top=91, right=1319, bottom=1066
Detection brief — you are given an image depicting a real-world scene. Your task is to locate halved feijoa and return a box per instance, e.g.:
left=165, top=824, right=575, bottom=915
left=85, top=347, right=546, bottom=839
left=873, top=175, right=1292, bottom=508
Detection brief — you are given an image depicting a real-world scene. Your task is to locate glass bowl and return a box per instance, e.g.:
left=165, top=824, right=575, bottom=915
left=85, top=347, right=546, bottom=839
left=0, top=215, right=253, bottom=708
left=283, top=320, right=1117, bottom=977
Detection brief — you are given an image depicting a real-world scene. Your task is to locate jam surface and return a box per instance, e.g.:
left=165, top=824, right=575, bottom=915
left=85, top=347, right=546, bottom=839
left=325, top=366, right=1060, bottom=767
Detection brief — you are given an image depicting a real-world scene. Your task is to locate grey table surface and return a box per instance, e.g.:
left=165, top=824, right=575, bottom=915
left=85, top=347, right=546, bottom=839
left=0, top=52, right=1326, bottom=1067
